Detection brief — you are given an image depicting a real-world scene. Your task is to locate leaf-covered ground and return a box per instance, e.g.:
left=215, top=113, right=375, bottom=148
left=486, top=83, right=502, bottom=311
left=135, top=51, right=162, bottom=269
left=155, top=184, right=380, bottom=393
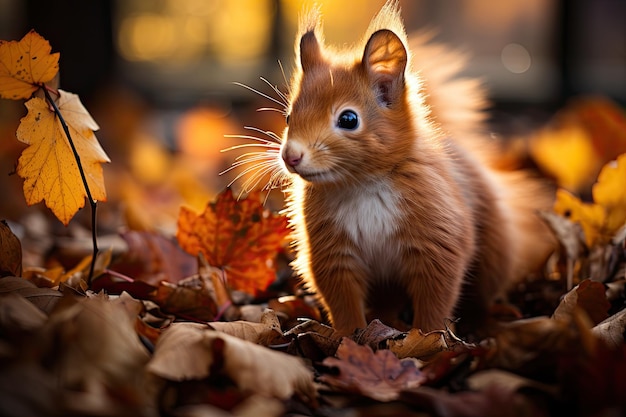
left=0, top=147, right=626, bottom=416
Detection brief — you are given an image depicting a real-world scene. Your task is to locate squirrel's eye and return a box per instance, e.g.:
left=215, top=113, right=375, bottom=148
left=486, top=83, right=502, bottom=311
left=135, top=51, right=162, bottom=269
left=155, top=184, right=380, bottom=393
left=337, top=110, right=359, bottom=130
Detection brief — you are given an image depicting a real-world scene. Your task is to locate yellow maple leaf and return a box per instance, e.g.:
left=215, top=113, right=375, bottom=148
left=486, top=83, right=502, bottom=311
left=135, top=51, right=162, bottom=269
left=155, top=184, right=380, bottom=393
left=592, top=153, right=626, bottom=235
left=0, top=30, right=59, bottom=100
left=16, top=89, right=110, bottom=225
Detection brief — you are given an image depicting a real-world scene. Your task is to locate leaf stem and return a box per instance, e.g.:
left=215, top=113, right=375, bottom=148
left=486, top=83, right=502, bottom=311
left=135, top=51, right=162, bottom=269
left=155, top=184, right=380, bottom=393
left=42, top=86, right=99, bottom=286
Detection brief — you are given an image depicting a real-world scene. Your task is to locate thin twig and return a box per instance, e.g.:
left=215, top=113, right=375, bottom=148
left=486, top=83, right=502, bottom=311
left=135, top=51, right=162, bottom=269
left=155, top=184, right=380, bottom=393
left=42, top=86, right=99, bottom=286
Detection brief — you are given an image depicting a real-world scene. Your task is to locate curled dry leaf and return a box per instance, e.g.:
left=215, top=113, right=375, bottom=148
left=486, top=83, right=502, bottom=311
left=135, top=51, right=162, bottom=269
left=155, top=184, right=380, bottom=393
left=148, top=322, right=317, bottom=404
left=319, top=338, right=425, bottom=402
left=0, top=221, right=22, bottom=277
left=388, top=328, right=452, bottom=360
left=41, top=295, right=151, bottom=391
left=208, top=309, right=286, bottom=346
left=284, top=319, right=341, bottom=360
left=552, top=279, right=610, bottom=326
left=0, top=29, right=59, bottom=100
left=353, top=319, right=404, bottom=350
left=150, top=276, right=218, bottom=322
left=0, top=292, right=47, bottom=333
left=592, top=308, right=626, bottom=349
left=0, top=276, right=62, bottom=314
left=486, top=316, right=576, bottom=377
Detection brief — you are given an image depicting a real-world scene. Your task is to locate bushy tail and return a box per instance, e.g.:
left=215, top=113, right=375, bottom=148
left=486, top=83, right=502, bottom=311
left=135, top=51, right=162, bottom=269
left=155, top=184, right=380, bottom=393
left=409, top=31, right=557, bottom=280
left=409, top=31, right=489, bottom=142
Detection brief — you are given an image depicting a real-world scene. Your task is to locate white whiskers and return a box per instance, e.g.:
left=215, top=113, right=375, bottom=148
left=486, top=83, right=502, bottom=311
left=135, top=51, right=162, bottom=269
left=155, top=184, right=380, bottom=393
left=221, top=77, right=291, bottom=195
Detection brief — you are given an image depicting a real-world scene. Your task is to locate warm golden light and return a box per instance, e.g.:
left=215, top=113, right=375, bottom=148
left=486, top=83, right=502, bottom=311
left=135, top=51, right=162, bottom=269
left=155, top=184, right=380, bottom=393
left=118, top=13, right=176, bottom=61
left=116, top=0, right=273, bottom=64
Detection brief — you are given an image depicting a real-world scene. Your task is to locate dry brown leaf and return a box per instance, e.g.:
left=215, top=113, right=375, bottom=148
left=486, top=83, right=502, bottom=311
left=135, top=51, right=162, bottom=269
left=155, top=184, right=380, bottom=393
left=208, top=309, right=286, bottom=346
left=111, top=230, right=197, bottom=286
left=284, top=319, right=342, bottom=360
left=42, top=295, right=150, bottom=390
left=487, top=316, right=575, bottom=375
left=552, top=279, right=610, bottom=326
left=0, top=276, right=62, bottom=314
left=0, top=221, right=22, bottom=277
left=592, top=309, right=626, bottom=349
left=267, top=295, right=322, bottom=326
left=319, top=338, right=425, bottom=402
left=388, top=328, right=450, bottom=359
left=150, top=275, right=218, bottom=322
left=354, top=319, right=404, bottom=350
left=0, top=292, right=47, bottom=333
left=148, top=322, right=317, bottom=404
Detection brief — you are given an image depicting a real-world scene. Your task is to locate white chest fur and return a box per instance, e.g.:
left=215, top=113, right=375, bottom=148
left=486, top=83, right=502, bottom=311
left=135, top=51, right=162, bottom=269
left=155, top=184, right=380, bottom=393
left=330, top=180, right=400, bottom=256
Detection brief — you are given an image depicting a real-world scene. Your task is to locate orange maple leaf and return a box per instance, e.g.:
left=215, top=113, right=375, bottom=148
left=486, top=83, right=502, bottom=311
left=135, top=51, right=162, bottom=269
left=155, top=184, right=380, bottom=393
left=176, top=188, right=290, bottom=296
left=16, top=89, right=110, bottom=225
left=0, top=30, right=59, bottom=100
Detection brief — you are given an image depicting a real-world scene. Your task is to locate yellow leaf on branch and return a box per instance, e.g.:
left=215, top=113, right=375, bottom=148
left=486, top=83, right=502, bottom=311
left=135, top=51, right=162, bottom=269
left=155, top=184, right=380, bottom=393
left=0, top=29, right=59, bottom=100
left=16, top=89, right=110, bottom=225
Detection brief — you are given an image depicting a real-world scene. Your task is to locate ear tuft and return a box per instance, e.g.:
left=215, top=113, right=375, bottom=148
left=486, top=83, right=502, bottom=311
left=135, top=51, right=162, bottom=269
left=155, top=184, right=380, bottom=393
left=300, top=30, right=322, bottom=71
left=363, top=29, right=407, bottom=106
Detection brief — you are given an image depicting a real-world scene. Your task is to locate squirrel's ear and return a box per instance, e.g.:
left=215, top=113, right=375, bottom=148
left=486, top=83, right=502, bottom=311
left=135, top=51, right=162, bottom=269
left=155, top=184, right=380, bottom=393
left=363, top=29, right=407, bottom=106
left=300, top=31, right=322, bottom=71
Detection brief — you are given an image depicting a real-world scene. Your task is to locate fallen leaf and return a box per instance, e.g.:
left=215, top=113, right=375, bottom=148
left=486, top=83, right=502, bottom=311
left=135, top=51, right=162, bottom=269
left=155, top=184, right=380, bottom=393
left=538, top=210, right=586, bottom=261
left=0, top=292, right=47, bottom=333
left=147, top=322, right=317, bottom=404
left=0, top=221, right=22, bottom=277
left=552, top=279, right=610, bottom=325
left=592, top=153, right=626, bottom=234
left=110, top=230, right=197, bottom=286
left=0, top=30, right=59, bottom=100
left=531, top=124, right=599, bottom=192
left=208, top=309, right=286, bottom=345
left=176, top=188, right=290, bottom=296
left=319, top=338, right=425, bottom=402
left=16, top=89, right=110, bottom=225
left=400, top=384, right=547, bottom=417
left=283, top=319, right=341, bottom=360
left=592, top=309, right=626, bottom=349
left=388, top=328, right=451, bottom=360
left=5, top=294, right=155, bottom=417
left=486, top=317, right=575, bottom=378
left=267, top=295, right=322, bottom=326
left=554, top=188, right=606, bottom=247
left=150, top=276, right=218, bottom=322
left=0, top=276, right=62, bottom=314
left=353, top=319, right=404, bottom=350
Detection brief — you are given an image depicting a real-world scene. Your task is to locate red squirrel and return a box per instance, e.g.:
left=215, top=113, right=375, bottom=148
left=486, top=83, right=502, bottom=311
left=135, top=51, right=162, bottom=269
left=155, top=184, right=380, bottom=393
left=232, top=1, right=555, bottom=335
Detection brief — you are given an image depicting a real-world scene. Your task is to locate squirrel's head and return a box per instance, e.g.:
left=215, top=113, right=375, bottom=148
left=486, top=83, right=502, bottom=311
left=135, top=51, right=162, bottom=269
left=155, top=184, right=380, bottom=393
left=281, top=1, right=423, bottom=186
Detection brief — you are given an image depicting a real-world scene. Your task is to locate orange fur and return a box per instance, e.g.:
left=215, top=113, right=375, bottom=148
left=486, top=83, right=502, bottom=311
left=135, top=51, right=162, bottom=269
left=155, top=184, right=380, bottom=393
left=276, top=1, right=555, bottom=335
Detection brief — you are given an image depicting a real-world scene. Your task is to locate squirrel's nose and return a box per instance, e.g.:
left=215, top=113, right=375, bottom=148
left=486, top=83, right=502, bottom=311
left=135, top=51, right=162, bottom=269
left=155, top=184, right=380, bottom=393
left=282, top=151, right=303, bottom=168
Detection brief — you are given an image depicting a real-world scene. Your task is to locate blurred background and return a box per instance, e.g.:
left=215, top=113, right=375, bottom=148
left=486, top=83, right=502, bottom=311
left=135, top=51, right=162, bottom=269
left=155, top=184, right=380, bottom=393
left=0, top=0, right=625, bottom=236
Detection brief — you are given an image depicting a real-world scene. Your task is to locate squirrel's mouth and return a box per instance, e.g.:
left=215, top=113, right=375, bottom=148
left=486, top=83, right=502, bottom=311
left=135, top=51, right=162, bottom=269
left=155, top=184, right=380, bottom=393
left=293, top=168, right=333, bottom=183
